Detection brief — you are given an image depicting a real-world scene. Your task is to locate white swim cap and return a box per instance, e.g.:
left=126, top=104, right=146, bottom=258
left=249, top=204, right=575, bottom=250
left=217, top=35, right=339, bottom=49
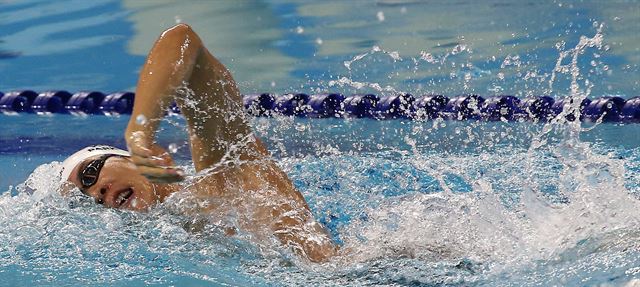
left=60, top=145, right=130, bottom=183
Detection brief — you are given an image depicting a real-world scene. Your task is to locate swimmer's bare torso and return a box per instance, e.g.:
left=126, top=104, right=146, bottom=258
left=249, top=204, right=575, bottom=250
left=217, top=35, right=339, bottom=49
left=77, top=24, right=336, bottom=262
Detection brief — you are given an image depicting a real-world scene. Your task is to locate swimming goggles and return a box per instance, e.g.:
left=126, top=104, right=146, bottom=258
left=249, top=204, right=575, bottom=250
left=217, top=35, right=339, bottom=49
left=79, top=154, right=119, bottom=189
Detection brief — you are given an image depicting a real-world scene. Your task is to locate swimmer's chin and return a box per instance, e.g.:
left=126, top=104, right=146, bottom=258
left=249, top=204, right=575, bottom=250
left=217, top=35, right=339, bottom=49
left=114, top=188, right=160, bottom=212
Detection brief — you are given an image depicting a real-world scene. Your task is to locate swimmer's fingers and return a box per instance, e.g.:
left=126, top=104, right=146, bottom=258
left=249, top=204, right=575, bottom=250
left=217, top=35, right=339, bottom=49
left=130, top=153, right=174, bottom=168
left=126, top=131, right=181, bottom=182
left=128, top=144, right=153, bottom=160
left=136, top=165, right=184, bottom=183
left=128, top=141, right=162, bottom=160
left=128, top=140, right=176, bottom=167
left=130, top=148, right=184, bottom=183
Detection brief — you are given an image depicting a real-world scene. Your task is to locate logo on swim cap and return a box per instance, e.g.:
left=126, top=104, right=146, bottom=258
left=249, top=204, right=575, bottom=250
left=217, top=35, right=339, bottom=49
left=59, top=145, right=130, bottom=183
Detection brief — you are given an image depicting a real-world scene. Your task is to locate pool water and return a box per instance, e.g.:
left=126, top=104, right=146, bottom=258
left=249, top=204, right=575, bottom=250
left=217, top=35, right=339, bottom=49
left=1, top=0, right=640, bottom=286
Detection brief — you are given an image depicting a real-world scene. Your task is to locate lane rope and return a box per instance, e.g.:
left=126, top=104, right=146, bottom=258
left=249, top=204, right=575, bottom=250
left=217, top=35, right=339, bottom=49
left=0, top=90, right=638, bottom=123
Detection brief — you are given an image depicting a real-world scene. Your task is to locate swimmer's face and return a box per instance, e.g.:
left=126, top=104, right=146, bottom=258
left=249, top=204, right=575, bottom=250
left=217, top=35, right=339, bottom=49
left=66, top=155, right=160, bottom=211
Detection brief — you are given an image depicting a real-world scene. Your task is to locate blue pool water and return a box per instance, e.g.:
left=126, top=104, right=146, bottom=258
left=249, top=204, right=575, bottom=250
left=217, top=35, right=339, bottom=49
left=1, top=0, right=640, bottom=286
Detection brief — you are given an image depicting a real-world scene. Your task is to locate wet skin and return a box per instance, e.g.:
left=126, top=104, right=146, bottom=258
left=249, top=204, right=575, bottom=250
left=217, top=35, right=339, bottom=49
left=67, top=155, right=177, bottom=212
left=64, top=24, right=337, bottom=262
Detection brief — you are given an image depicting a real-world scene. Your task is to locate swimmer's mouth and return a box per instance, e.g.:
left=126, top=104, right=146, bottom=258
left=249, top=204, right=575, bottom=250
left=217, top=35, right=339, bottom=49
left=115, top=187, right=134, bottom=208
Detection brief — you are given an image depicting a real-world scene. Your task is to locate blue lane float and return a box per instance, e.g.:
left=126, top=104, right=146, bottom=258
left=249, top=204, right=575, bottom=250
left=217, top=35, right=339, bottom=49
left=273, top=93, right=310, bottom=116
left=0, top=90, right=38, bottom=115
left=307, top=93, right=345, bottom=118
left=480, top=95, right=521, bottom=121
left=518, top=96, right=554, bottom=121
left=343, top=94, right=378, bottom=118
left=441, top=95, right=485, bottom=120
left=99, top=92, right=135, bottom=116
left=621, top=97, right=640, bottom=123
left=374, top=93, right=414, bottom=119
left=551, top=97, right=591, bottom=122
left=32, top=91, right=73, bottom=114
left=65, top=91, right=106, bottom=115
left=244, top=93, right=275, bottom=116
left=414, top=95, right=449, bottom=120
left=582, top=96, right=626, bottom=122
left=1, top=90, right=639, bottom=124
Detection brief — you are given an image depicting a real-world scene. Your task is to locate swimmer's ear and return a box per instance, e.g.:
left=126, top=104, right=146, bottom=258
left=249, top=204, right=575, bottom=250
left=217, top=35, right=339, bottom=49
left=58, top=181, right=78, bottom=196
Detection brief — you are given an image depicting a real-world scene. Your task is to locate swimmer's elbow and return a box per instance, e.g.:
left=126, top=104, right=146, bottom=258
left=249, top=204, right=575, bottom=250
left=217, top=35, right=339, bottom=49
left=305, top=242, right=339, bottom=263
left=159, top=23, right=202, bottom=49
left=162, top=23, right=195, bottom=38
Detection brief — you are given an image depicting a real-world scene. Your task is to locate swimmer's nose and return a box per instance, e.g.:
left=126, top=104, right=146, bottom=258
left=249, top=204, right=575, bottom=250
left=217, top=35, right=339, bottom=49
left=94, top=184, right=111, bottom=205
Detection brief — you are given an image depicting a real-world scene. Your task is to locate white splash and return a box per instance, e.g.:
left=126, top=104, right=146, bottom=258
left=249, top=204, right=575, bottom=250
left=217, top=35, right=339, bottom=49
left=549, top=23, right=605, bottom=97
left=343, top=45, right=402, bottom=70
left=328, top=76, right=398, bottom=93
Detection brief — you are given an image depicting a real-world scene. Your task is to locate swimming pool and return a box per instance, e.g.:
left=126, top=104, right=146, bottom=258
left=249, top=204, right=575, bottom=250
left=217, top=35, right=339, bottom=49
left=1, top=0, right=640, bottom=286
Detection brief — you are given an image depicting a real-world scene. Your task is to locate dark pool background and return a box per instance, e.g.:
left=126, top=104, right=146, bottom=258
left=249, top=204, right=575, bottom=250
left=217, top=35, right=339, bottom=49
left=1, top=0, right=638, bottom=97
left=1, top=1, right=640, bottom=286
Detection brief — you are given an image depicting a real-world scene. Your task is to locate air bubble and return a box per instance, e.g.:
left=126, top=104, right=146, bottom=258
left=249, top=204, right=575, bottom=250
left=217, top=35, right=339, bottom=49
left=376, top=11, right=385, bottom=22
left=168, top=143, right=178, bottom=154
left=136, top=114, right=147, bottom=125
left=295, top=26, right=304, bottom=34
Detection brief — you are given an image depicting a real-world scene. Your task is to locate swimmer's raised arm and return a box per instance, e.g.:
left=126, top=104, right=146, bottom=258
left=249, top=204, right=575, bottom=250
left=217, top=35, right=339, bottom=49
left=124, top=24, right=337, bottom=262
left=125, top=24, right=265, bottom=181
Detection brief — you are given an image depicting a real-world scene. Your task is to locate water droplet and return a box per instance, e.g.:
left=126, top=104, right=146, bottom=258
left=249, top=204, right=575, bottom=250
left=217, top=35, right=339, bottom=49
left=270, top=81, right=276, bottom=87
left=168, top=143, right=178, bottom=154
left=389, top=51, right=401, bottom=61
left=376, top=11, right=385, bottom=22
left=136, top=114, right=147, bottom=125
left=315, top=37, right=323, bottom=45
left=451, top=44, right=467, bottom=55
left=295, top=26, right=304, bottom=34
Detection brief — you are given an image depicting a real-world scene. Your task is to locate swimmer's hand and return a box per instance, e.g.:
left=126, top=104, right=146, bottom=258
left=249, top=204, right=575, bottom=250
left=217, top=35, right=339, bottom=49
left=126, top=131, right=185, bottom=183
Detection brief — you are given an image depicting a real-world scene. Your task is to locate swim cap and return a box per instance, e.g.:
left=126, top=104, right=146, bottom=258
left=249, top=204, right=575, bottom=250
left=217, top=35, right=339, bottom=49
left=59, top=145, right=130, bottom=183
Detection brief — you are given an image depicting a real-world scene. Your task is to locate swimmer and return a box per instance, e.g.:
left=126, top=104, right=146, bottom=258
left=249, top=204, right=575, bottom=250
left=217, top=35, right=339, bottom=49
left=58, top=24, right=337, bottom=262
